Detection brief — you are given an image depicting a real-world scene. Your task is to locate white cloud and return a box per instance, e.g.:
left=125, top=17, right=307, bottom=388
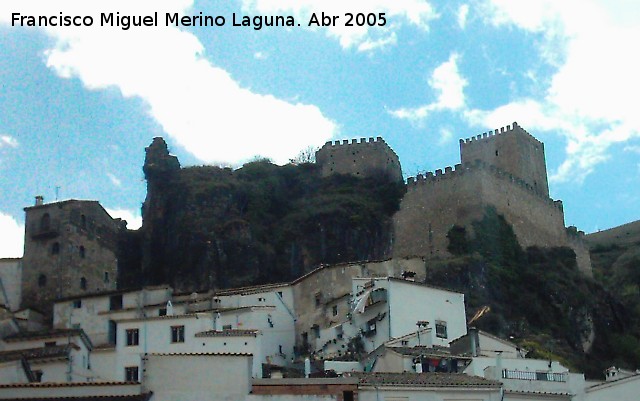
left=0, top=136, right=18, bottom=148
left=106, top=172, right=122, bottom=187
left=253, top=51, right=268, bottom=60
left=390, top=53, right=467, bottom=121
left=242, top=0, right=438, bottom=51
left=0, top=212, right=24, bottom=258
left=624, top=145, right=640, bottom=154
left=438, top=127, right=453, bottom=146
left=472, top=0, right=640, bottom=183
left=0, top=0, right=336, bottom=165
left=457, top=4, right=469, bottom=29
left=106, top=208, right=143, bottom=230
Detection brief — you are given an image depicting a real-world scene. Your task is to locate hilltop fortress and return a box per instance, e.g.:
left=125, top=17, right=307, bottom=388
left=16, top=122, right=591, bottom=315
left=317, top=122, right=591, bottom=274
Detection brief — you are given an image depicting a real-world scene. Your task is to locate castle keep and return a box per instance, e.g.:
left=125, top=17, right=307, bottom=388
left=315, top=136, right=403, bottom=182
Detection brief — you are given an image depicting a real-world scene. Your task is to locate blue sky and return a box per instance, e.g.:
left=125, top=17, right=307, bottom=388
left=1, top=0, right=639, bottom=257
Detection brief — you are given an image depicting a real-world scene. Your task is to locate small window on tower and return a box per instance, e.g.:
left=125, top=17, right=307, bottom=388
left=40, top=213, right=51, bottom=231
left=495, top=150, right=499, bottom=156
left=38, top=274, right=47, bottom=288
left=79, top=246, right=85, bottom=258
left=80, top=277, right=87, bottom=290
left=80, top=214, right=87, bottom=229
left=51, top=242, right=60, bottom=255
left=104, top=272, right=110, bottom=283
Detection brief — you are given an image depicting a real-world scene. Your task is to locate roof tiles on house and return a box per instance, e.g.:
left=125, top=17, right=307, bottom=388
left=195, top=329, right=259, bottom=337
left=0, top=344, right=76, bottom=363
left=346, top=372, right=501, bottom=388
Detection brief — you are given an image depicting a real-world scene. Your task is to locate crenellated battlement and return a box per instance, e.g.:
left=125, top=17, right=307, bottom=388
left=406, top=159, right=563, bottom=212
left=325, top=136, right=385, bottom=147
left=459, top=121, right=542, bottom=146
left=316, top=135, right=403, bottom=182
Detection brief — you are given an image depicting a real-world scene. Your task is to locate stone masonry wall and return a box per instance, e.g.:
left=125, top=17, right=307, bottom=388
left=21, top=201, right=120, bottom=314
left=460, top=122, right=549, bottom=197
left=315, top=137, right=403, bottom=182
left=392, top=162, right=591, bottom=275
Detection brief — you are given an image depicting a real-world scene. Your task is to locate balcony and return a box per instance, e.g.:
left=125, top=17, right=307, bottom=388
left=29, top=220, right=60, bottom=239
left=502, top=369, right=567, bottom=382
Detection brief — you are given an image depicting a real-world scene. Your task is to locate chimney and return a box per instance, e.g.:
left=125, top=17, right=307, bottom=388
left=35, top=196, right=44, bottom=206
left=469, top=327, right=479, bottom=357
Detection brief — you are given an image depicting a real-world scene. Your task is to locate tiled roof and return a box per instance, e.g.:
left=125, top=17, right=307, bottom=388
left=0, top=382, right=140, bottom=388
left=0, top=395, right=151, bottom=401
left=195, top=329, right=259, bottom=337
left=506, top=389, right=572, bottom=397
left=347, top=372, right=501, bottom=388
left=211, top=282, right=290, bottom=296
left=0, top=345, right=75, bottom=363
left=4, top=329, right=83, bottom=342
left=389, top=346, right=454, bottom=358
left=3, top=329, right=93, bottom=350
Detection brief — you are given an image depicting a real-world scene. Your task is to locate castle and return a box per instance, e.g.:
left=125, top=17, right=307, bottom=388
left=316, top=122, right=591, bottom=274
left=16, top=122, right=591, bottom=315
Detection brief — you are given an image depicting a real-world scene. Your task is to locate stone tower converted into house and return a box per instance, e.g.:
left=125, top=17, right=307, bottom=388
left=21, top=198, right=123, bottom=314
left=315, top=137, right=403, bottom=182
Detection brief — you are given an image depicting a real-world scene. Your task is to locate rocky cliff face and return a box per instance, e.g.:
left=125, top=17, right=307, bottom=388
left=136, top=138, right=405, bottom=291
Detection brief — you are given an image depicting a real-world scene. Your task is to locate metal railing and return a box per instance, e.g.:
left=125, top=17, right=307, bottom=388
left=502, top=369, right=567, bottom=382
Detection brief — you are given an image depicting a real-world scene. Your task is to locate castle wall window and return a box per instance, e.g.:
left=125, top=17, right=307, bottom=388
left=104, top=271, right=110, bottom=283
left=80, top=277, right=87, bottom=290
left=51, top=242, right=60, bottom=255
left=332, top=305, right=338, bottom=316
left=38, top=274, right=47, bottom=287
left=124, top=366, right=139, bottom=382
left=126, top=328, right=139, bottom=346
left=73, top=299, right=82, bottom=308
left=79, top=245, right=86, bottom=258
left=80, top=214, right=87, bottom=229
left=171, top=325, right=185, bottom=343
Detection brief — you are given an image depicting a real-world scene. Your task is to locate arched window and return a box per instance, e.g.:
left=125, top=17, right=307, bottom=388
left=38, top=274, right=47, bottom=287
left=51, top=242, right=60, bottom=255
left=79, top=246, right=86, bottom=258
left=80, top=277, right=87, bottom=290
left=40, top=213, right=51, bottom=231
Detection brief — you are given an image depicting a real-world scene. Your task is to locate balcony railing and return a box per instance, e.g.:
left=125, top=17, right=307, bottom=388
left=502, top=369, right=567, bottom=382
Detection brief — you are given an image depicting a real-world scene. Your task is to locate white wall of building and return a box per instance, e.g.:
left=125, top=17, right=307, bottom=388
left=0, top=259, right=22, bottom=312
left=144, top=353, right=252, bottom=401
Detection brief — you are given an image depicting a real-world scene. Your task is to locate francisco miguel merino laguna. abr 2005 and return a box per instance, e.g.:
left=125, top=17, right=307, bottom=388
left=10, top=11, right=298, bottom=30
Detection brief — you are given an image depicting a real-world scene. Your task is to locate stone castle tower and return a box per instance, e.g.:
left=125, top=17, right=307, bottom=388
left=315, top=136, right=403, bottom=182
left=460, top=122, right=549, bottom=196
left=21, top=198, right=123, bottom=314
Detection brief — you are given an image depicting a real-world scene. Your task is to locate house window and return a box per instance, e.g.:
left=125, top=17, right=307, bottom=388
left=108, top=320, right=117, bottom=345
left=73, top=299, right=82, bottom=309
left=159, top=308, right=167, bottom=316
left=314, top=292, right=322, bottom=307
left=435, top=320, right=448, bottom=339
left=124, top=366, right=139, bottom=382
left=104, top=271, right=110, bottom=283
left=110, top=295, right=123, bottom=311
left=51, top=242, right=60, bottom=255
left=79, top=245, right=86, bottom=258
left=44, top=341, right=56, bottom=347
left=332, top=305, right=338, bottom=316
left=312, top=324, right=320, bottom=339
left=33, top=370, right=43, bottom=382
left=38, top=274, right=47, bottom=288
left=80, top=214, right=87, bottom=229
left=80, top=277, right=87, bottom=290
left=171, top=325, right=185, bottom=343
left=126, top=329, right=139, bottom=346
left=222, top=324, right=232, bottom=330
